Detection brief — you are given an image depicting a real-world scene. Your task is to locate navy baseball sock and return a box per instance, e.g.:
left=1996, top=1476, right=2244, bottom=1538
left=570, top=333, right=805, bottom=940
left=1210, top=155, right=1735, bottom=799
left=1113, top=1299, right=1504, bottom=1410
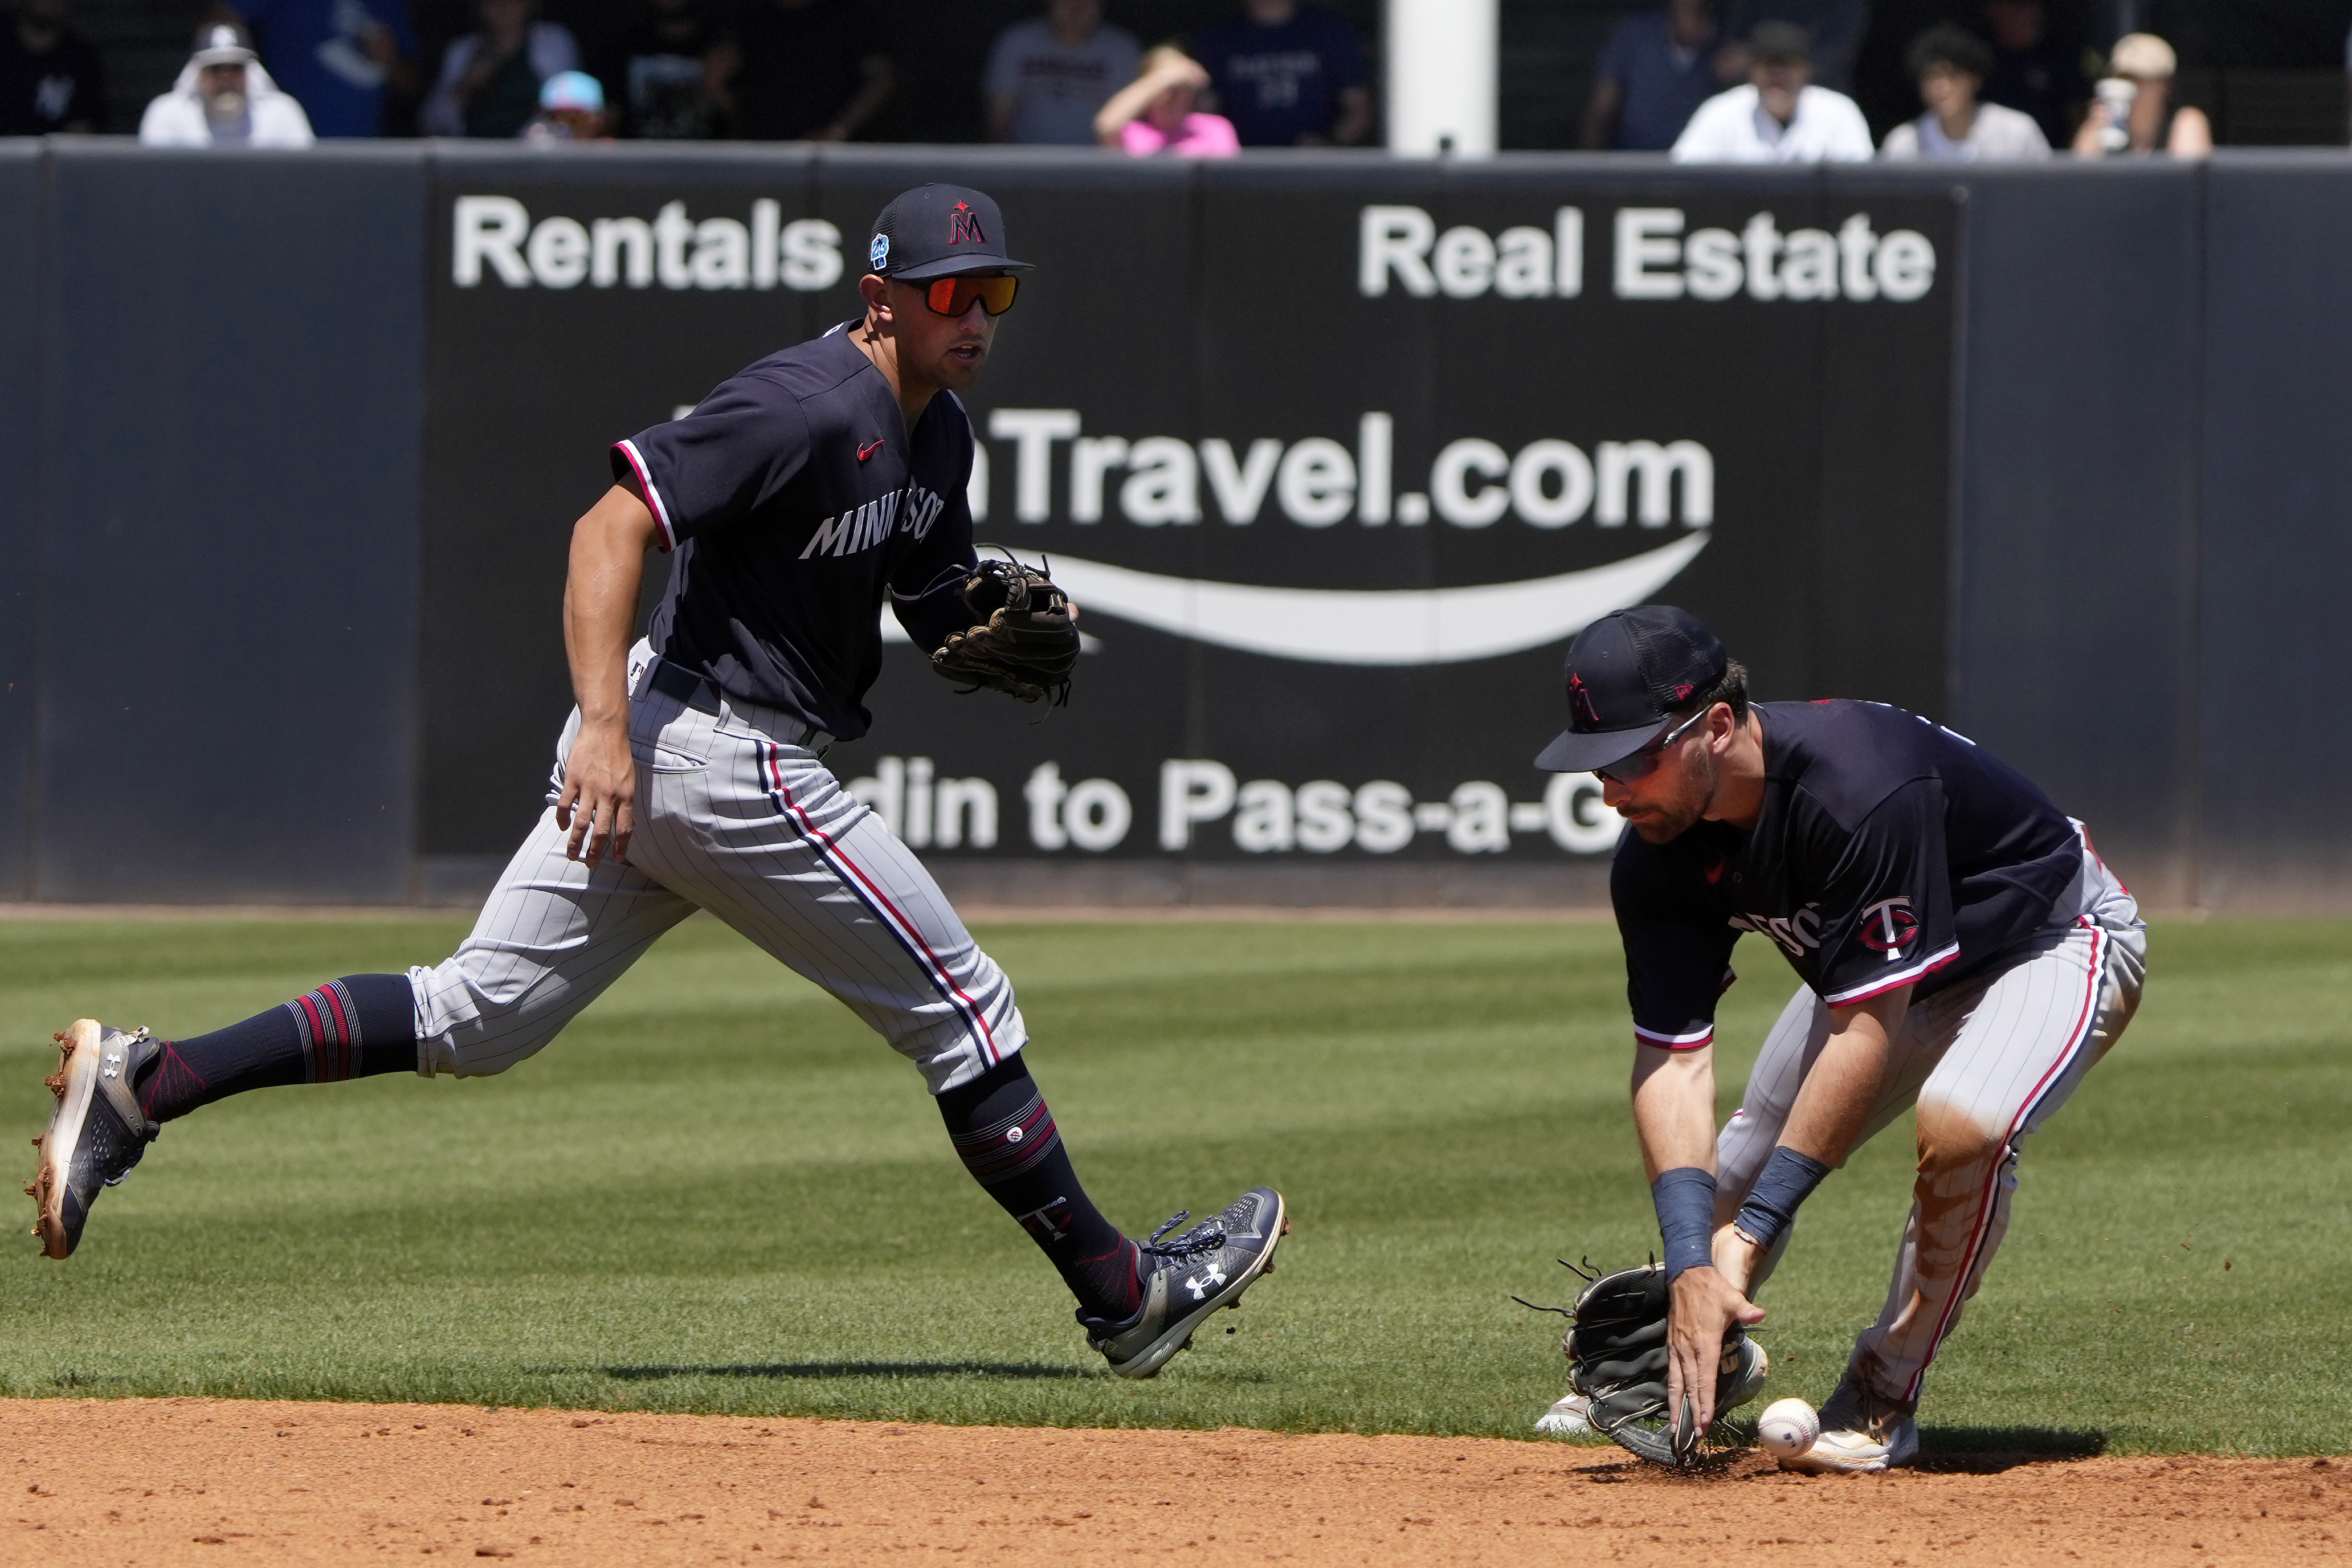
left=136, top=974, right=418, bottom=1122
left=937, top=1057, right=1141, bottom=1321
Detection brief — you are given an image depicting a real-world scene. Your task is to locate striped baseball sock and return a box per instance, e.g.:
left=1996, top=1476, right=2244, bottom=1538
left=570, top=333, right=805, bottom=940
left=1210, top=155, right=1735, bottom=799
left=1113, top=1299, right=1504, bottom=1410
left=136, top=973, right=418, bottom=1123
left=937, top=1057, right=1141, bottom=1321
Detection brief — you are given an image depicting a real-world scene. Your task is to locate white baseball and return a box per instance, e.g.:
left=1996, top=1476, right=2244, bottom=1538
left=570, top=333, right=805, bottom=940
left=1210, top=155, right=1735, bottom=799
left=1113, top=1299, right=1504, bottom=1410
left=1756, top=1397, right=1820, bottom=1459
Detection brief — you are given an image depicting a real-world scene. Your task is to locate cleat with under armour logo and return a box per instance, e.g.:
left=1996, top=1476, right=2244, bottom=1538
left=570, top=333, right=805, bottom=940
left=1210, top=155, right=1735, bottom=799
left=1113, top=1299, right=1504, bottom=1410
left=1078, top=1187, right=1287, bottom=1379
left=28, top=1020, right=161, bottom=1260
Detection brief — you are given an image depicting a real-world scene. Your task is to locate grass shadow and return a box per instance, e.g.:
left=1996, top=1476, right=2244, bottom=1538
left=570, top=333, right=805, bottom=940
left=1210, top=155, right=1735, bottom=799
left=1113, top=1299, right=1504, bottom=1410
left=596, top=1361, right=1096, bottom=1382
left=1916, top=1426, right=2107, bottom=1472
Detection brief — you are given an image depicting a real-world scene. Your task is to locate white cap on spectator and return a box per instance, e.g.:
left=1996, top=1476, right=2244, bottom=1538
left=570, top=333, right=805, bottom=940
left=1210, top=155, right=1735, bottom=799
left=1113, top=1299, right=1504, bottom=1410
left=191, top=22, right=258, bottom=65
left=2109, top=32, right=2177, bottom=80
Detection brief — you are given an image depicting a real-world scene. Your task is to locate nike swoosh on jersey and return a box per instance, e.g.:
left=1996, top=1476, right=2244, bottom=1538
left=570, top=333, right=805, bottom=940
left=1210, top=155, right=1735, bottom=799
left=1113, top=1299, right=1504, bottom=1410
left=961, top=533, right=1709, bottom=665
left=858, top=439, right=884, bottom=461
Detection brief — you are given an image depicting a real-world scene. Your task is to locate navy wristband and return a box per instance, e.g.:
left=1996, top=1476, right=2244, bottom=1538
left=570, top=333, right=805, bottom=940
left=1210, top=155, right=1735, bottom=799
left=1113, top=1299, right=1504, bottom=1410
left=1732, top=1145, right=1833, bottom=1252
left=1651, top=1167, right=1718, bottom=1280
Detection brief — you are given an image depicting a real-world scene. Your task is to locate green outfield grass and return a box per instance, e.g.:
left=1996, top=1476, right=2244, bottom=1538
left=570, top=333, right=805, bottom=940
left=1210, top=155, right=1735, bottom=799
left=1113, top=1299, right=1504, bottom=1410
left=1, top=913, right=2345, bottom=1455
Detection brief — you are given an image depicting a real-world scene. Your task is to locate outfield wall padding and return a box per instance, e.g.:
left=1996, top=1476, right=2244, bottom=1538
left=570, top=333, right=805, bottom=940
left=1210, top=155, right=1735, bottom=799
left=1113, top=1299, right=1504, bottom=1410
left=28, top=142, right=426, bottom=904
left=1, top=144, right=2343, bottom=910
left=0, top=143, right=37, bottom=903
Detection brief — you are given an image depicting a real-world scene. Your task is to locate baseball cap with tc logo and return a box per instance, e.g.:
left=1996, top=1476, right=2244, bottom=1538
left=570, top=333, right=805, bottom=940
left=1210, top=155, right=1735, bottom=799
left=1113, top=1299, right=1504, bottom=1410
left=865, top=185, right=1035, bottom=282
left=1534, top=605, right=1729, bottom=774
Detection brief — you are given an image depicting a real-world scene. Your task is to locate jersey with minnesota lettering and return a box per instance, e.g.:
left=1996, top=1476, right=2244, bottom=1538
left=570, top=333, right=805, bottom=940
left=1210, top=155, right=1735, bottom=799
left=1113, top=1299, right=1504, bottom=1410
left=610, top=322, right=973, bottom=739
left=1612, top=700, right=2083, bottom=1050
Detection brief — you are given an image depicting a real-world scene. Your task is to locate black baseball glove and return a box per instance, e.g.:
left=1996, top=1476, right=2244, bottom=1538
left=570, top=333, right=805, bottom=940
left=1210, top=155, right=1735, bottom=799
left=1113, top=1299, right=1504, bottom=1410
left=930, top=557, right=1079, bottom=705
left=1521, top=1259, right=1757, bottom=1468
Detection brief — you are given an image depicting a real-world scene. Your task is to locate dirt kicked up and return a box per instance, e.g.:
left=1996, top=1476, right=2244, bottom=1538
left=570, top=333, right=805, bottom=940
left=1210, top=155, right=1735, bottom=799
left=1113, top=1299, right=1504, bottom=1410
left=1, top=1399, right=2342, bottom=1566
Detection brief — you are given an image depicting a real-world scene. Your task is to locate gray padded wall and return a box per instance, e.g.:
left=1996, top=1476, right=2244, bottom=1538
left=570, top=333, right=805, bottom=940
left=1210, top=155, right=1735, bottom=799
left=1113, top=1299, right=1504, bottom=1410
left=2197, top=156, right=2352, bottom=911
left=34, top=142, right=426, bottom=902
left=1949, top=162, right=2203, bottom=908
left=0, top=144, right=35, bottom=902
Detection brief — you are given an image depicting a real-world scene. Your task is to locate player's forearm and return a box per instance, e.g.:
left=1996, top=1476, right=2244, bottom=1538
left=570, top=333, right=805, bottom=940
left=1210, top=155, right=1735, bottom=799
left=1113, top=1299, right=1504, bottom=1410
left=563, top=485, right=659, bottom=727
left=1094, top=75, right=1161, bottom=142
left=1580, top=81, right=1620, bottom=149
left=1332, top=86, right=1373, bottom=145
left=1778, top=989, right=1907, bottom=1164
left=1630, top=1044, right=1717, bottom=1181
left=832, top=57, right=893, bottom=137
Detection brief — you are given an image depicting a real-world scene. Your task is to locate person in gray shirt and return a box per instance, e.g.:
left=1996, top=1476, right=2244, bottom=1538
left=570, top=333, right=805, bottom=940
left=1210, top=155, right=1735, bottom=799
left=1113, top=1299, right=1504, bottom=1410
left=1880, top=24, right=2049, bottom=160
left=983, top=0, right=1138, bottom=144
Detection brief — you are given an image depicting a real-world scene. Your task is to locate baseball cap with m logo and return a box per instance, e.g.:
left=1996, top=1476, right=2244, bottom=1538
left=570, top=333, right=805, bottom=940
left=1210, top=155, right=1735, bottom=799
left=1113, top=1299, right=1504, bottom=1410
left=866, top=184, right=1035, bottom=283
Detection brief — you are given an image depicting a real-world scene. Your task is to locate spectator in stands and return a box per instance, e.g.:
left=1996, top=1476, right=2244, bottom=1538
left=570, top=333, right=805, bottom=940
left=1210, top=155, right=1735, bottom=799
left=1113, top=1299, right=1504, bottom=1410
left=1981, top=0, right=2085, bottom=149
left=521, top=65, right=605, bottom=137
left=984, top=0, right=1138, bottom=145
left=0, top=0, right=103, bottom=133
left=1194, top=0, right=1370, bottom=147
left=592, top=0, right=719, bottom=138
left=1880, top=23, right=2048, bottom=159
left=1095, top=42, right=1238, bottom=156
left=710, top=0, right=891, bottom=142
left=1722, top=0, right=1867, bottom=92
left=1672, top=19, right=1871, bottom=161
left=2072, top=31, right=2208, bottom=157
left=420, top=0, right=577, bottom=137
left=1583, top=0, right=1732, bottom=150
left=139, top=21, right=315, bottom=144
left=213, top=0, right=416, bottom=136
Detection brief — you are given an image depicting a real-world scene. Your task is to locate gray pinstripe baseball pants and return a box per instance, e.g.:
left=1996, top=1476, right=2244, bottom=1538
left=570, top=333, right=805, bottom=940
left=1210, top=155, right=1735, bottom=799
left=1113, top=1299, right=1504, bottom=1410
left=1714, top=827, right=2145, bottom=1407
left=405, top=642, right=1026, bottom=1091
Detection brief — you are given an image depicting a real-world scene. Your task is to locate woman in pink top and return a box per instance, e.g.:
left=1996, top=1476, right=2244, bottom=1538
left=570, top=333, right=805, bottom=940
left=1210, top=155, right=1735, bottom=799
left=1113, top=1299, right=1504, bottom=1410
left=1095, top=44, right=1239, bottom=156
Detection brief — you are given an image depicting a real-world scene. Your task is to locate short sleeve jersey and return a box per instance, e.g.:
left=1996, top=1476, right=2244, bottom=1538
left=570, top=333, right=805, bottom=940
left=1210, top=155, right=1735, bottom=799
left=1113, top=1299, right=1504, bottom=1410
left=1194, top=3, right=1366, bottom=146
left=234, top=0, right=417, bottom=137
left=1594, top=11, right=1720, bottom=152
left=1612, top=700, right=2084, bottom=1050
left=0, top=25, right=105, bottom=133
left=610, top=324, right=977, bottom=741
left=982, top=16, right=1140, bottom=145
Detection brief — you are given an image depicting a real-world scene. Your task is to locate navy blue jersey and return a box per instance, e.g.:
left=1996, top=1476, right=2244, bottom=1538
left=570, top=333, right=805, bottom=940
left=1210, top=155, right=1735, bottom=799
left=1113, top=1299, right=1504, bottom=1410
left=1612, top=700, right=2083, bottom=1050
left=611, top=324, right=974, bottom=739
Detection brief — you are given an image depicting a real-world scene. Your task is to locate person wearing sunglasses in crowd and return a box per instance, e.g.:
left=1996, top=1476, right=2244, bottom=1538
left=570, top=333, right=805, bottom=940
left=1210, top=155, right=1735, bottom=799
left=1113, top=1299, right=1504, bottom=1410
left=1531, top=605, right=2143, bottom=1472
left=30, top=184, right=1287, bottom=1385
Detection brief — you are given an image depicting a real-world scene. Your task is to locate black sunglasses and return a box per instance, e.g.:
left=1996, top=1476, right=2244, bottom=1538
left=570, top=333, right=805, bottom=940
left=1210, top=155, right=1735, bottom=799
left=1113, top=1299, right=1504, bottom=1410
left=1594, top=705, right=1713, bottom=786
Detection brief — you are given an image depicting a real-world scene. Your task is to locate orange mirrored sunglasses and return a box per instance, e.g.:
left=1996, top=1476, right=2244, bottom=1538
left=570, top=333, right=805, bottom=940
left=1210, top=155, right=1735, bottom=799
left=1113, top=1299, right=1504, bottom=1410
left=921, top=274, right=1019, bottom=317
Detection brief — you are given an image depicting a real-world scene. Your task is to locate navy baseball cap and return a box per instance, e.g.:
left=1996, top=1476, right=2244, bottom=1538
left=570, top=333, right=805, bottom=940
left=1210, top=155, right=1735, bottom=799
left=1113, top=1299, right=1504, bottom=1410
left=1534, top=606, right=1729, bottom=773
left=866, top=185, right=1034, bottom=283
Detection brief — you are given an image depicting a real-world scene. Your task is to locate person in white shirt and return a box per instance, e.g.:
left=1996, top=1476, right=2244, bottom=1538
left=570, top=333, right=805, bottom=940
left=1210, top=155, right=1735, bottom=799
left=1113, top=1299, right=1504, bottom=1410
left=138, top=21, right=315, bottom=145
left=1880, top=23, right=2048, bottom=160
left=983, top=0, right=1138, bottom=145
left=1671, top=20, right=1871, bottom=163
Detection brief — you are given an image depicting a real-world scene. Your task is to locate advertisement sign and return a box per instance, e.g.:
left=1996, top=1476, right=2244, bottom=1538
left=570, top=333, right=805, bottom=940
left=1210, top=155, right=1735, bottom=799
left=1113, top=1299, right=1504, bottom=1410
left=423, top=157, right=1956, bottom=866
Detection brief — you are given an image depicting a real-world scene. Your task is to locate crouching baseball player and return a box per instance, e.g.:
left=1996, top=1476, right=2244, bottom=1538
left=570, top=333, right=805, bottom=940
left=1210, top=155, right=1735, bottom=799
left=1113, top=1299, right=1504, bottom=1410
left=1536, top=606, right=2143, bottom=1471
left=28, top=182, right=1285, bottom=1379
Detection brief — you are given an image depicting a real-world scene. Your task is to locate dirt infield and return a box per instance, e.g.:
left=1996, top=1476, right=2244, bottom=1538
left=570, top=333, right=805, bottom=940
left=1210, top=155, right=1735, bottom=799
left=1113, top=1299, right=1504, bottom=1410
left=1, top=1400, right=2341, bottom=1565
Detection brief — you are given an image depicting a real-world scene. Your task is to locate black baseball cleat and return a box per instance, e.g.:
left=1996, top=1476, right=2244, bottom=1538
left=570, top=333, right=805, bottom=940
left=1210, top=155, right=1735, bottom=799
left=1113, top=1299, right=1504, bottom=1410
left=1079, top=1187, right=1288, bottom=1379
left=27, top=1020, right=161, bottom=1260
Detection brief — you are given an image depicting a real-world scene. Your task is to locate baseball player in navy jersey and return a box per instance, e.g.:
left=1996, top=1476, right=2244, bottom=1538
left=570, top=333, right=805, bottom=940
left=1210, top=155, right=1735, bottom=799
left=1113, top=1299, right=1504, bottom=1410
left=1535, top=605, right=2144, bottom=1471
left=29, top=182, right=1285, bottom=1379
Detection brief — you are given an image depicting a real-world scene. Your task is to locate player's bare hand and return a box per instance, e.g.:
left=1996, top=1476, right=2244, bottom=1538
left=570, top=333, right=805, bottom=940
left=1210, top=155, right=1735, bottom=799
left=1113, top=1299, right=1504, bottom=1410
left=557, top=718, right=636, bottom=867
left=1666, top=1265, right=1766, bottom=1436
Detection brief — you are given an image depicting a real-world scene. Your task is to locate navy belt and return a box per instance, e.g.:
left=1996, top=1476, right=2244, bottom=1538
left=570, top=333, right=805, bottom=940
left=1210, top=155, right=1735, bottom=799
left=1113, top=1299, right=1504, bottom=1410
left=644, top=658, right=832, bottom=754
left=648, top=658, right=722, bottom=714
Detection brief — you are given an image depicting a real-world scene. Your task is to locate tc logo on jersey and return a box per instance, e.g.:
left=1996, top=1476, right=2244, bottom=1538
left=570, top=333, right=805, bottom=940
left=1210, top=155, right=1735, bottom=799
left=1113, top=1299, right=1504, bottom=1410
left=950, top=200, right=988, bottom=247
left=1857, top=896, right=1921, bottom=957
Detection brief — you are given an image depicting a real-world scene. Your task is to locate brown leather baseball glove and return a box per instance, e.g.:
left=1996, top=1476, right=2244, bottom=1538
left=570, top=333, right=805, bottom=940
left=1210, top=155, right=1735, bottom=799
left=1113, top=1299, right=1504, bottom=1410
left=930, top=558, right=1079, bottom=705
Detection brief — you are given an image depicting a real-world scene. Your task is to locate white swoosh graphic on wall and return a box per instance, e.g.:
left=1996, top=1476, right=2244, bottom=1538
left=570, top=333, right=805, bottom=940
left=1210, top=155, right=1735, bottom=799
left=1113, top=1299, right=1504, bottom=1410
left=1013, top=532, right=1710, bottom=665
